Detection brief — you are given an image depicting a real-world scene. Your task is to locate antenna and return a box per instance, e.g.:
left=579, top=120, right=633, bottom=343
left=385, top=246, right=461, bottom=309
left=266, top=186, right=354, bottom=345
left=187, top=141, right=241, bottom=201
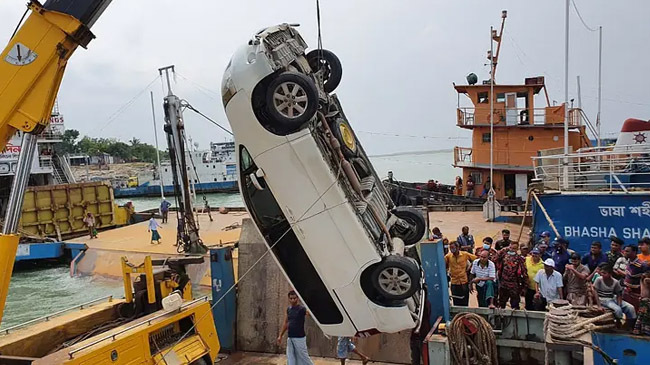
left=490, top=10, right=507, bottom=82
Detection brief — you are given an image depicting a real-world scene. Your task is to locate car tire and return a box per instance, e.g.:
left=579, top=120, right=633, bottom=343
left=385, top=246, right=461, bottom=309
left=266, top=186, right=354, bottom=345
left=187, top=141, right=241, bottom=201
left=331, top=118, right=358, bottom=158
left=390, top=207, right=426, bottom=245
left=370, top=255, right=420, bottom=301
left=264, top=72, right=318, bottom=133
left=306, top=49, right=342, bottom=93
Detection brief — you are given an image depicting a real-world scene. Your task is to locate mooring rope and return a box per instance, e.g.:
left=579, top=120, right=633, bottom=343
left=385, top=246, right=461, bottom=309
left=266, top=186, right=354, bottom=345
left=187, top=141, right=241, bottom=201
left=448, top=312, right=498, bottom=365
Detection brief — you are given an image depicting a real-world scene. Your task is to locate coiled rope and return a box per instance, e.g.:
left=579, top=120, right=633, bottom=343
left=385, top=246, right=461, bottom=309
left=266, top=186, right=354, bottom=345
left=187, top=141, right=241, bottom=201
left=448, top=312, right=498, bottom=365
left=544, top=300, right=617, bottom=365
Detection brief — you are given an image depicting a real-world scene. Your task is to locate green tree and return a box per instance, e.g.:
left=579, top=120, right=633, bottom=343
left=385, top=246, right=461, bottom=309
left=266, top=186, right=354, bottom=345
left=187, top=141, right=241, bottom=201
left=55, top=129, right=80, bottom=155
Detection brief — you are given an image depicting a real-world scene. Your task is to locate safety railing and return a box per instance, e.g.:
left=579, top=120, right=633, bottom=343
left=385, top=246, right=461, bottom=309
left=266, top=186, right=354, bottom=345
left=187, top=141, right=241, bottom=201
left=57, top=155, right=77, bottom=183
left=37, top=155, right=54, bottom=173
left=457, top=106, right=583, bottom=127
left=37, top=131, right=64, bottom=141
left=532, top=144, right=650, bottom=193
left=454, top=146, right=473, bottom=167
left=67, top=296, right=209, bottom=359
left=2, top=295, right=113, bottom=335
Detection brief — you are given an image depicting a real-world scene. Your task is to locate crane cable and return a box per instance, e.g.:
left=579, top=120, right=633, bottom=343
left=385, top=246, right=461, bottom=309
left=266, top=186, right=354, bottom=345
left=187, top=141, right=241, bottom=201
left=156, top=160, right=346, bottom=363
left=182, top=101, right=233, bottom=136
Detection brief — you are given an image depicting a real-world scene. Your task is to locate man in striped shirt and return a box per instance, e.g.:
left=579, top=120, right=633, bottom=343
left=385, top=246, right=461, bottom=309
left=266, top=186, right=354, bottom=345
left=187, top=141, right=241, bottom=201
left=470, top=250, right=496, bottom=308
left=594, top=264, right=636, bottom=327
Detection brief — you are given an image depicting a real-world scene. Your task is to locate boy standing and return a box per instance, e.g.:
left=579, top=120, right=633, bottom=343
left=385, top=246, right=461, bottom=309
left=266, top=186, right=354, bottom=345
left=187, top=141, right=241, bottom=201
left=337, top=337, right=369, bottom=364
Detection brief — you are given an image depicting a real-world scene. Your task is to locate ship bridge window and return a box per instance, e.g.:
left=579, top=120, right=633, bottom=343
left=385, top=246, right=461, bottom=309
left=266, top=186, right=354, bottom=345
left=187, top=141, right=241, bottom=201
left=482, top=133, right=491, bottom=143
left=496, top=93, right=505, bottom=103
left=477, top=92, right=488, bottom=103
left=470, top=172, right=483, bottom=184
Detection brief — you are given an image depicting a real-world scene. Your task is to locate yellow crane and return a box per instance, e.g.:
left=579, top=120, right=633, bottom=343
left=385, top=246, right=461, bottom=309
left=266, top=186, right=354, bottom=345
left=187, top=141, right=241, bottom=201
left=0, top=2, right=220, bottom=363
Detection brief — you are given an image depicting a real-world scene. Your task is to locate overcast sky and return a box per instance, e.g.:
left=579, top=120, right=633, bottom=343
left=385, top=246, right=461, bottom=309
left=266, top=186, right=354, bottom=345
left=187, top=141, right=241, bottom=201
left=1, top=0, right=648, bottom=155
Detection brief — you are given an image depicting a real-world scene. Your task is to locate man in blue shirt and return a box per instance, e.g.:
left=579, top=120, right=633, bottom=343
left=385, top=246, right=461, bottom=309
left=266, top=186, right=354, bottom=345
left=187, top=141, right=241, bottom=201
left=582, top=241, right=608, bottom=272
left=160, top=198, right=171, bottom=224
left=552, top=238, right=571, bottom=274
left=457, top=225, right=475, bottom=253
left=277, top=290, right=313, bottom=365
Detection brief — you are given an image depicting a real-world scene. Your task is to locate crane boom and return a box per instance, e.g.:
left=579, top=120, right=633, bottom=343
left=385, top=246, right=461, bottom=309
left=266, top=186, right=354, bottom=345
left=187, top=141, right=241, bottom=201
left=0, top=0, right=112, bottom=324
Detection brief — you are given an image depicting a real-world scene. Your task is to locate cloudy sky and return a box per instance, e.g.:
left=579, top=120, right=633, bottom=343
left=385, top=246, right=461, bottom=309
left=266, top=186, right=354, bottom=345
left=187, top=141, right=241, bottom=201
left=1, top=0, right=648, bottom=155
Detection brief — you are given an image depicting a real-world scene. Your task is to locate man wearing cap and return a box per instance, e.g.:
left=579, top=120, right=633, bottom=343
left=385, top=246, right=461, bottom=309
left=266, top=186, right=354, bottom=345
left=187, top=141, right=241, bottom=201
left=582, top=241, right=608, bottom=273
left=607, top=236, right=624, bottom=268
left=495, top=229, right=511, bottom=251
left=552, top=238, right=571, bottom=274
left=564, top=253, right=591, bottom=306
left=537, top=231, right=552, bottom=249
left=534, top=258, right=564, bottom=310
left=525, top=248, right=545, bottom=310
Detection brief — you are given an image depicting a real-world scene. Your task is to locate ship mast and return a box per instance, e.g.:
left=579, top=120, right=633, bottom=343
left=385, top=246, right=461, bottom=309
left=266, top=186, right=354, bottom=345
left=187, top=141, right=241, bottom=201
left=563, top=0, right=570, bottom=189
left=485, top=11, right=507, bottom=221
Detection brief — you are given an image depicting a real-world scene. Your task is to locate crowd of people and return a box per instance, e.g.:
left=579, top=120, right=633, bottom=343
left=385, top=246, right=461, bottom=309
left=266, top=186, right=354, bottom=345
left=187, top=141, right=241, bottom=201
left=444, top=227, right=650, bottom=335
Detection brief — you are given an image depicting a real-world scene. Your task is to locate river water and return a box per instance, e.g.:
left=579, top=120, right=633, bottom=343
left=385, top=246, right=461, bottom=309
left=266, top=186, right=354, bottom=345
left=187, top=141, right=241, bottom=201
left=2, top=150, right=458, bottom=329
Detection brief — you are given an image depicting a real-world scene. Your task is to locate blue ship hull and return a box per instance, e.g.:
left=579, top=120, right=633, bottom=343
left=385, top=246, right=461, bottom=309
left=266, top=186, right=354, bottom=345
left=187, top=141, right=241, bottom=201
left=114, top=181, right=239, bottom=198
left=532, top=192, right=650, bottom=254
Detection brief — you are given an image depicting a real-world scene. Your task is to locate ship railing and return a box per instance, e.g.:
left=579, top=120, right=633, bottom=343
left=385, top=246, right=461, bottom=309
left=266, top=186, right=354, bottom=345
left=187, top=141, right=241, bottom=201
left=454, top=146, right=473, bottom=167
left=532, top=145, right=650, bottom=193
left=67, top=296, right=209, bottom=359
left=38, top=155, right=53, bottom=169
left=1, top=295, right=113, bottom=335
left=37, top=131, right=64, bottom=141
left=457, top=107, right=581, bottom=127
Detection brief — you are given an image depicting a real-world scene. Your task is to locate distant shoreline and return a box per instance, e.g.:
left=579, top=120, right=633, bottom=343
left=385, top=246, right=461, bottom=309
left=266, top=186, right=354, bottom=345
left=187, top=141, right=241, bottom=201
left=369, top=149, right=453, bottom=158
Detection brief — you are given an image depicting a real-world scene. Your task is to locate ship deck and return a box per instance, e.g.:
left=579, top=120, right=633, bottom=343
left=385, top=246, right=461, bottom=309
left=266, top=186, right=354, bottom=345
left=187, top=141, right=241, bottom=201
left=69, top=211, right=248, bottom=285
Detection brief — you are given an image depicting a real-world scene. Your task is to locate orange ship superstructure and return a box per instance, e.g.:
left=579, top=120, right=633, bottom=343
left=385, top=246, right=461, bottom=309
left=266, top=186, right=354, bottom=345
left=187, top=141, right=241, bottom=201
left=453, top=11, right=591, bottom=201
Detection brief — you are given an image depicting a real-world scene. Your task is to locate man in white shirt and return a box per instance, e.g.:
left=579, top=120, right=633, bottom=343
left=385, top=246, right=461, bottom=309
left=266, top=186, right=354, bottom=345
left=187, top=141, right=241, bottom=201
left=534, top=258, right=564, bottom=311
left=470, top=250, right=496, bottom=308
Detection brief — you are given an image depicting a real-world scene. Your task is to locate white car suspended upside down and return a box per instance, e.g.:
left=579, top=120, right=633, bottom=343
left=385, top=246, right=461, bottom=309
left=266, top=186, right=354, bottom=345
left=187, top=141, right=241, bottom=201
left=222, top=23, right=427, bottom=337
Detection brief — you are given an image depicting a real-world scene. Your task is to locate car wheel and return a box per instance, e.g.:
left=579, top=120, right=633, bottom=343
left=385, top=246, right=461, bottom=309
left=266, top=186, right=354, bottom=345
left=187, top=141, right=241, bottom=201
left=371, top=256, right=420, bottom=301
left=331, top=118, right=358, bottom=158
left=265, top=72, right=318, bottom=133
left=306, top=49, right=342, bottom=93
left=390, top=207, right=426, bottom=245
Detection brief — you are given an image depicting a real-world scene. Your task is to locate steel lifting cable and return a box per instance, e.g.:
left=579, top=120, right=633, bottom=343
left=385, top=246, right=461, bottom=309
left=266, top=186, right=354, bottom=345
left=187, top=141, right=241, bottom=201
left=155, top=161, right=345, bottom=363
left=448, top=312, right=498, bottom=365
left=182, top=101, right=233, bottom=136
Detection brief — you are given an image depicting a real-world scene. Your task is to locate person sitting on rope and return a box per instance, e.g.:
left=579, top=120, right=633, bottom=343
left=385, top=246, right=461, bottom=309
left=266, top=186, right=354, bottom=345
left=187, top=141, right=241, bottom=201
left=534, top=258, right=564, bottom=311
left=594, top=263, right=637, bottom=329
left=564, top=253, right=591, bottom=306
